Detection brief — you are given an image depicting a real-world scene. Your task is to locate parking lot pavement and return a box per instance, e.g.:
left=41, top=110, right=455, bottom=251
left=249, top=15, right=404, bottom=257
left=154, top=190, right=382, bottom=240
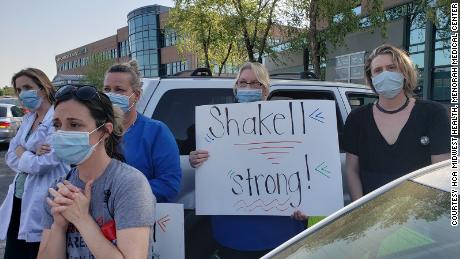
left=0, top=144, right=14, bottom=259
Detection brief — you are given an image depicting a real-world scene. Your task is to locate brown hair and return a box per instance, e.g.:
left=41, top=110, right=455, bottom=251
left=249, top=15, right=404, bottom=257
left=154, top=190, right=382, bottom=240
left=55, top=87, right=125, bottom=162
left=105, top=60, right=143, bottom=91
left=12, top=68, right=56, bottom=104
left=365, top=45, right=418, bottom=96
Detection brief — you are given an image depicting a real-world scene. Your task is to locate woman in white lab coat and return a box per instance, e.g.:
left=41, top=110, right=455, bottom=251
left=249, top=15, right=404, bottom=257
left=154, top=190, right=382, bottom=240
left=0, top=68, right=69, bottom=259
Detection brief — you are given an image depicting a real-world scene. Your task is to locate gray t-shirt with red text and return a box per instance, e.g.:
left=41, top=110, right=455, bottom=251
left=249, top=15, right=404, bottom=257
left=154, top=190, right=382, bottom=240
left=42, top=159, right=156, bottom=259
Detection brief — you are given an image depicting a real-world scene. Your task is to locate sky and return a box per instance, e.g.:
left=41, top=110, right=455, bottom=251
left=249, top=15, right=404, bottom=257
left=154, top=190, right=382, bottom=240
left=0, top=0, right=173, bottom=88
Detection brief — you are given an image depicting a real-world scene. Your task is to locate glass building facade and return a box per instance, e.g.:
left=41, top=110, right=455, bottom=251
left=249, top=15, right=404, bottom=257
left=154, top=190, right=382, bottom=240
left=406, top=4, right=450, bottom=102
left=127, top=5, right=168, bottom=78
left=331, top=1, right=452, bottom=102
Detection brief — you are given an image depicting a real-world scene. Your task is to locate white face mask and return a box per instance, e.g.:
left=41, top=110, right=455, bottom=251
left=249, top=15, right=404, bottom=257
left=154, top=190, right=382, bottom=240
left=371, top=71, right=405, bottom=99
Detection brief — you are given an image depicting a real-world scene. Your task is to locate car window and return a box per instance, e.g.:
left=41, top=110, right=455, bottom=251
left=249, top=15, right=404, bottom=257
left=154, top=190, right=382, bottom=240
left=0, top=107, right=7, bottom=117
left=152, top=88, right=235, bottom=155
left=268, top=90, right=344, bottom=151
left=11, top=106, right=24, bottom=117
left=272, top=181, right=459, bottom=259
left=347, top=93, right=378, bottom=110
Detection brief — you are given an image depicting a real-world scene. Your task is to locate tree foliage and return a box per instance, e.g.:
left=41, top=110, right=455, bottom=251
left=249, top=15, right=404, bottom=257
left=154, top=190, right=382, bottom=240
left=168, top=0, right=452, bottom=77
left=283, top=0, right=386, bottom=77
left=83, top=53, right=115, bottom=90
left=168, top=0, right=245, bottom=75
left=230, top=0, right=282, bottom=63
left=168, top=0, right=281, bottom=73
left=1, top=86, right=16, bottom=96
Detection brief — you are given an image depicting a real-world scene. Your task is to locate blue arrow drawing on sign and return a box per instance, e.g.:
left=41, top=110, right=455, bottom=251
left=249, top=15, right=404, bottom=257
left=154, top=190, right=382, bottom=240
left=315, top=162, right=331, bottom=178
left=309, top=108, right=325, bottom=123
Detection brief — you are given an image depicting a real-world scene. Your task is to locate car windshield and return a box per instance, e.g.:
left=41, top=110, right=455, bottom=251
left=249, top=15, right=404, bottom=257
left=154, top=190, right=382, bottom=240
left=272, top=181, right=459, bottom=259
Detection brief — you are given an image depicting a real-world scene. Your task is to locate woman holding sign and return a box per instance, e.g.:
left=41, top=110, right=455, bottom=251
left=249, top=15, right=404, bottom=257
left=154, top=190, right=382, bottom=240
left=344, top=45, right=449, bottom=201
left=190, top=62, right=306, bottom=258
left=37, top=85, right=156, bottom=259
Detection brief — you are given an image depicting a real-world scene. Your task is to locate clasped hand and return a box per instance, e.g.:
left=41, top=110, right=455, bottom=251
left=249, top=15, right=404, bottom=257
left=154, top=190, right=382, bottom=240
left=47, top=180, right=93, bottom=229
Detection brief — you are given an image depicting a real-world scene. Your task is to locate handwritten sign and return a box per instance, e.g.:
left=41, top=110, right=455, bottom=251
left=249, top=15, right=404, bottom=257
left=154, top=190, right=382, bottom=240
left=153, top=203, right=184, bottom=259
left=195, top=100, right=343, bottom=216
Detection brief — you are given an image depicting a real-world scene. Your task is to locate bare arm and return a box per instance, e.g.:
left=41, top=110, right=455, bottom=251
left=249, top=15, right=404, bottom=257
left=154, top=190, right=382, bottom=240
left=346, top=153, right=363, bottom=201
left=431, top=153, right=449, bottom=164
left=75, top=216, right=150, bottom=259
left=117, top=227, right=151, bottom=259
left=74, top=215, right=125, bottom=259
left=37, top=226, right=67, bottom=259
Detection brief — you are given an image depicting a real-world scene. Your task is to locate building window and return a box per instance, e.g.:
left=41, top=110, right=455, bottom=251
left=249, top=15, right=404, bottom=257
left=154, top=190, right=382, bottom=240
left=432, top=8, right=450, bottom=102
left=165, top=60, right=189, bottom=76
left=128, top=7, right=161, bottom=78
left=360, top=3, right=412, bottom=28
left=164, top=29, right=178, bottom=47
left=335, top=51, right=365, bottom=82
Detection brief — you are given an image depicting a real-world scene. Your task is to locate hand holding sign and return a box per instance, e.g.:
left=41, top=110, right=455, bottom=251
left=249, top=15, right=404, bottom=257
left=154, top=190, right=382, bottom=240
left=189, top=150, right=209, bottom=168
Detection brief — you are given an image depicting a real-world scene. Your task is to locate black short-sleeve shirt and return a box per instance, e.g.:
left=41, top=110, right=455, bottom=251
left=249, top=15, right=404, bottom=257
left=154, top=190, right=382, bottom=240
left=343, top=99, right=450, bottom=194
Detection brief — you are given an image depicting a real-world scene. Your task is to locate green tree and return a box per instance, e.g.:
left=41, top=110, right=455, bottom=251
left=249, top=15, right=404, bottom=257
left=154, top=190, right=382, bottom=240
left=168, top=0, right=246, bottom=75
left=229, top=0, right=282, bottom=63
left=2, top=86, right=16, bottom=96
left=407, top=0, right=452, bottom=46
left=284, top=0, right=386, bottom=77
left=168, top=0, right=282, bottom=72
left=285, top=0, right=452, bottom=78
left=84, top=53, right=115, bottom=90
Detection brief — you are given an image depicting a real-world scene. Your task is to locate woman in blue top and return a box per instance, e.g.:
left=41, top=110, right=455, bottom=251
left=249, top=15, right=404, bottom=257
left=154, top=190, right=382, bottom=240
left=189, top=62, right=307, bottom=258
left=0, top=68, right=69, bottom=259
left=102, top=60, right=182, bottom=202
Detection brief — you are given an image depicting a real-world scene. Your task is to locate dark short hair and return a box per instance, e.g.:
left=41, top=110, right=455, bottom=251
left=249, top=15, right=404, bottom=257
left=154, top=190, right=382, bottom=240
left=55, top=85, right=125, bottom=162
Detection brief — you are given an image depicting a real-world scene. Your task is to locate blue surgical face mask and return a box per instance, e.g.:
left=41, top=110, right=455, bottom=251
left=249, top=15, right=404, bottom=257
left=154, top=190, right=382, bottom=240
left=371, top=71, right=405, bottom=99
left=51, top=124, right=105, bottom=165
left=107, top=92, right=135, bottom=112
left=236, top=89, right=263, bottom=103
left=19, top=89, right=42, bottom=110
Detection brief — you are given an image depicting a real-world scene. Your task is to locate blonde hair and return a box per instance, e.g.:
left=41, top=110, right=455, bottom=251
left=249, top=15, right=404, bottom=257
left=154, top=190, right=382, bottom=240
left=233, top=62, right=270, bottom=95
left=365, top=45, right=418, bottom=96
left=106, top=60, right=143, bottom=91
left=112, top=106, right=124, bottom=138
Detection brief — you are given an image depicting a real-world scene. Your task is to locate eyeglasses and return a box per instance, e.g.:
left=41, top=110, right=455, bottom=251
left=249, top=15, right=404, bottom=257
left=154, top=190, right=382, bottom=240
left=236, top=81, right=263, bottom=88
left=55, top=85, right=100, bottom=101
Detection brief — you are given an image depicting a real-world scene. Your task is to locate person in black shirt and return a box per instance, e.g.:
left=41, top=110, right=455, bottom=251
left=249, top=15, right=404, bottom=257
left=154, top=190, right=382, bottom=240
left=343, top=45, right=449, bottom=201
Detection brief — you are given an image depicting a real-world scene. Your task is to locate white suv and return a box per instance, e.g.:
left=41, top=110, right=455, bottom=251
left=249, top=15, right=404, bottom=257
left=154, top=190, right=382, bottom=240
left=136, top=75, right=377, bottom=257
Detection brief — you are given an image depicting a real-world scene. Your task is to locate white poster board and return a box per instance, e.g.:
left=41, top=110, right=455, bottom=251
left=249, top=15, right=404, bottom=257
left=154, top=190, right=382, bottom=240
left=152, top=203, right=184, bottom=259
left=195, top=100, right=343, bottom=216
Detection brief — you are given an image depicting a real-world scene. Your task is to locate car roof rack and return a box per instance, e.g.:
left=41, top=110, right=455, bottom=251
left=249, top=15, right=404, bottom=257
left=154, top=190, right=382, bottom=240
left=164, top=67, right=213, bottom=78
left=190, top=67, right=212, bottom=77
left=270, top=71, right=319, bottom=80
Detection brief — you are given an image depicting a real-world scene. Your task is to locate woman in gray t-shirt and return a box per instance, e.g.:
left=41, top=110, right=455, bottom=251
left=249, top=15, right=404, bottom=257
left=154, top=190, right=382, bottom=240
left=38, top=85, right=156, bottom=259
